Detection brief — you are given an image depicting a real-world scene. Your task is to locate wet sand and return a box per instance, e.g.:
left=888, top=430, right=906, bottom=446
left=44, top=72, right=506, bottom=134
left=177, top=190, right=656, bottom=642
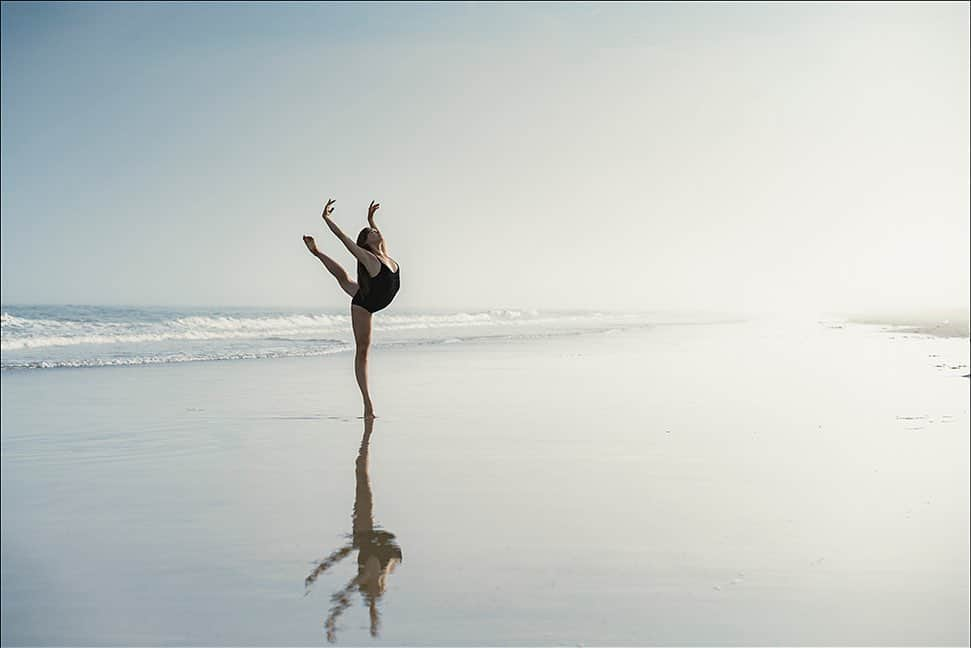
left=2, top=319, right=969, bottom=645
left=847, top=309, right=971, bottom=339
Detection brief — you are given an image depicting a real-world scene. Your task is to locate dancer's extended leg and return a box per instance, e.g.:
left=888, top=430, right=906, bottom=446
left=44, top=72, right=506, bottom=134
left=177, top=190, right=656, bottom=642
left=304, top=236, right=358, bottom=297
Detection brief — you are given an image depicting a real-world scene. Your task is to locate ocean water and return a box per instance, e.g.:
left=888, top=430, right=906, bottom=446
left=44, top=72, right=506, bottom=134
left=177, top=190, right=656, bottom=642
left=0, top=305, right=726, bottom=370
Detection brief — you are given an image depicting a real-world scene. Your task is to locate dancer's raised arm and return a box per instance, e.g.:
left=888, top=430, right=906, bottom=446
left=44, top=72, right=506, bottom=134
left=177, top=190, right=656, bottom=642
left=367, top=200, right=390, bottom=257
left=321, top=199, right=380, bottom=272
left=367, top=200, right=380, bottom=230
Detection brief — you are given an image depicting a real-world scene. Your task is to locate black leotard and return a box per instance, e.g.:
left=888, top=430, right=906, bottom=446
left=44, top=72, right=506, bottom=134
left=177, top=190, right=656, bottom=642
left=351, top=260, right=400, bottom=314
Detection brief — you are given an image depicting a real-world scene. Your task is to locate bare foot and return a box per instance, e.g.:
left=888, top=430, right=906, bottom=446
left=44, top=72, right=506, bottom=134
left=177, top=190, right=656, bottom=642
left=302, top=235, right=318, bottom=253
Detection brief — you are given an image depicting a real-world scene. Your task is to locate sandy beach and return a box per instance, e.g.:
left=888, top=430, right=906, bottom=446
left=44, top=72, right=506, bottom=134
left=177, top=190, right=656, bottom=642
left=2, top=318, right=968, bottom=645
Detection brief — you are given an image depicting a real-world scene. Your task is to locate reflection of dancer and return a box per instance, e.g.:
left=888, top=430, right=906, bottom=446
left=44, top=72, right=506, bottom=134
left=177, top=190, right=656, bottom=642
left=305, top=417, right=402, bottom=643
left=303, top=199, right=401, bottom=419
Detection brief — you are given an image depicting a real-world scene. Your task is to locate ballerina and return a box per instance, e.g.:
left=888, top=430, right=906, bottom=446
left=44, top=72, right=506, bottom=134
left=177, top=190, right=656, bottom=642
left=303, top=199, right=401, bottom=419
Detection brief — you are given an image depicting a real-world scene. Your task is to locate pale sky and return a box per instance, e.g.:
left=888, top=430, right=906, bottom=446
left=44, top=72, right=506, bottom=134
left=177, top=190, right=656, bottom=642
left=2, top=1, right=968, bottom=316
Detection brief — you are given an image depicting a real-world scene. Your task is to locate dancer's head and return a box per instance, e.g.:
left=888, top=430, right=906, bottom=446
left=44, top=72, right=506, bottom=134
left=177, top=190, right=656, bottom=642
left=357, top=227, right=383, bottom=253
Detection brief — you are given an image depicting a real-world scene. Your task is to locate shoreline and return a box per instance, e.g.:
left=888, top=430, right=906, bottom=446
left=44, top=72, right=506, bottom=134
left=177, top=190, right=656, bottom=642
left=1, top=316, right=967, bottom=375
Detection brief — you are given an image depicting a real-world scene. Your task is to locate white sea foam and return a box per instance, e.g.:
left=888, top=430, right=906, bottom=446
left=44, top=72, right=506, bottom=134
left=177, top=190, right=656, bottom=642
left=1, top=309, right=625, bottom=350
left=0, top=306, right=666, bottom=370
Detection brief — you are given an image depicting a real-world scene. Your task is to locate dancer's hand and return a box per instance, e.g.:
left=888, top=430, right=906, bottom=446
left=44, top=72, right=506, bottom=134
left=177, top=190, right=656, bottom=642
left=302, top=235, right=318, bottom=253
left=321, top=199, right=336, bottom=221
left=368, top=200, right=380, bottom=218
